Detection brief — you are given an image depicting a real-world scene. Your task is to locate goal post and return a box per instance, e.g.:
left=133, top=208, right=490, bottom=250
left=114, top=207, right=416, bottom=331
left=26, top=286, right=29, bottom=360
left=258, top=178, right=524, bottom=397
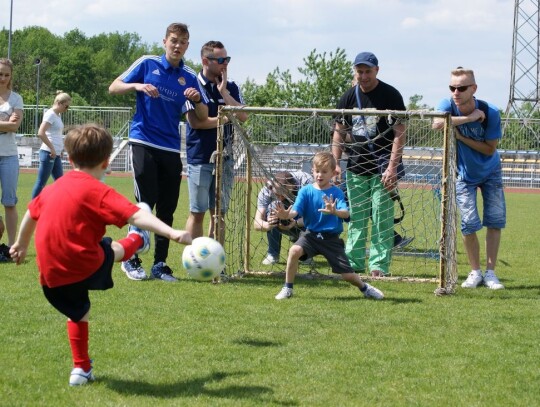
left=215, top=106, right=458, bottom=295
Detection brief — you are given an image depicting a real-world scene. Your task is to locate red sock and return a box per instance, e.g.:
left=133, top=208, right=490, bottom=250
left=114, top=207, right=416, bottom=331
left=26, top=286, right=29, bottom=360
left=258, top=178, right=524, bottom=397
left=119, top=235, right=142, bottom=261
left=67, top=320, right=91, bottom=371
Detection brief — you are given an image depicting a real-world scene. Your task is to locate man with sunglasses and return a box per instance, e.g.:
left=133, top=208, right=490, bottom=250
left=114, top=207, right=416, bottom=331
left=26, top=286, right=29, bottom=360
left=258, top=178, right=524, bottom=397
left=184, top=41, right=247, bottom=256
left=433, top=67, right=505, bottom=290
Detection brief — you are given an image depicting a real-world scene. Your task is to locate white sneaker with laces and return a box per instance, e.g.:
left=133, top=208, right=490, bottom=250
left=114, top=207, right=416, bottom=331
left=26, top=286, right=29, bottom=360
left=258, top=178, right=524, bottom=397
left=362, top=283, right=384, bottom=300
left=121, top=257, right=147, bottom=280
left=484, top=271, right=504, bottom=290
left=69, top=367, right=95, bottom=386
left=262, top=254, right=277, bottom=265
left=461, top=270, right=483, bottom=288
left=275, top=286, right=293, bottom=300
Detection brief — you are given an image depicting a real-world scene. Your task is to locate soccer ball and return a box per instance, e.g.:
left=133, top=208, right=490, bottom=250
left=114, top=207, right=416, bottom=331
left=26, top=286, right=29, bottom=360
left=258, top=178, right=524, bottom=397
left=182, top=237, right=225, bottom=281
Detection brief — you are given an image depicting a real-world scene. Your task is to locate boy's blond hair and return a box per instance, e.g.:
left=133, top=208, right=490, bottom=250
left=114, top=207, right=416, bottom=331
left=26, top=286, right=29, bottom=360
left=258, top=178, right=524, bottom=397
left=313, top=151, right=336, bottom=171
left=64, top=124, right=113, bottom=168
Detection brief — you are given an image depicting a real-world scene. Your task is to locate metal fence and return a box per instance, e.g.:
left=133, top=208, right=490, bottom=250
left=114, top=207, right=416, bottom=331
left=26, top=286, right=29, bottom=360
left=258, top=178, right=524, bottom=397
left=15, top=106, right=540, bottom=189
left=17, top=105, right=132, bottom=172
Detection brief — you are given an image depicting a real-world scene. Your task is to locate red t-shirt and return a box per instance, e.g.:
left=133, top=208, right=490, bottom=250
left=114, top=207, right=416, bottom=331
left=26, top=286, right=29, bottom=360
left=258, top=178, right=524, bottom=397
left=28, top=171, right=139, bottom=287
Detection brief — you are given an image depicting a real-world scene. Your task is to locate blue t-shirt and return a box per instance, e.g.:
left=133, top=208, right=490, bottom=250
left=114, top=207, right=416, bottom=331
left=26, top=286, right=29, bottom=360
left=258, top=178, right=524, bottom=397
left=185, top=72, right=245, bottom=164
left=120, top=54, right=208, bottom=153
left=437, top=98, right=502, bottom=183
left=293, top=184, right=348, bottom=234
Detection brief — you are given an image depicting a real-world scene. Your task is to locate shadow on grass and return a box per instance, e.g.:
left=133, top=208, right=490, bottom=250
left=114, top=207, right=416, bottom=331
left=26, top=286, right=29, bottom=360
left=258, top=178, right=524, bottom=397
left=102, top=370, right=297, bottom=405
left=233, top=337, right=283, bottom=347
left=325, top=295, right=423, bottom=304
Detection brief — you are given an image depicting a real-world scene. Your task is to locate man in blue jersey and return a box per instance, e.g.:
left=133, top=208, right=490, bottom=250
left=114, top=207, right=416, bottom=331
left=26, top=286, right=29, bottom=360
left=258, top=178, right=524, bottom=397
left=109, top=22, right=208, bottom=282
left=184, top=41, right=247, bottom=245
left=433, top=67, right=506, bottom=290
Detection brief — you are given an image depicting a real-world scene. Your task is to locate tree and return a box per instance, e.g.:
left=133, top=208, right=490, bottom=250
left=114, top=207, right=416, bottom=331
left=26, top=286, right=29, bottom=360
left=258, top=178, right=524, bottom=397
left=408, top=94, right=430, bottom=110
left=241, top=48, right=353, bottom=109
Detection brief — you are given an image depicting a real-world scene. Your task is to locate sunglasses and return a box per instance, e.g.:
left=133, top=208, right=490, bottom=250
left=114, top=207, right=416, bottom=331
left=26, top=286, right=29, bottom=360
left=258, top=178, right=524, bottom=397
left=449, top=84, right=474, bottom=93
left=207, top=56, right=231, bottom=64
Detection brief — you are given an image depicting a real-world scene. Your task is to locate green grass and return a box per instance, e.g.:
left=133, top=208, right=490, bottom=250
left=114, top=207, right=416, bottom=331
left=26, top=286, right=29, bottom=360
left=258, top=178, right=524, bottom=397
left=1, top=173, right=539, bottom=406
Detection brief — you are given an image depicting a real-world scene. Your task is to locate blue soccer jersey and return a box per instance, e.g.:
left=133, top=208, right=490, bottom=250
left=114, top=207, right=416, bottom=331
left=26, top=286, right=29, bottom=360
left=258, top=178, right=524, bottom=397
left=120, top=54, right=208, bottom=153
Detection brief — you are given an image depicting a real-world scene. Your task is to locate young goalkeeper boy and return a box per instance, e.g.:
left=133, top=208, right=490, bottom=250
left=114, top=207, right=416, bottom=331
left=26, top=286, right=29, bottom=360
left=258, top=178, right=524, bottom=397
left=273, top=151, right=384, bottom=300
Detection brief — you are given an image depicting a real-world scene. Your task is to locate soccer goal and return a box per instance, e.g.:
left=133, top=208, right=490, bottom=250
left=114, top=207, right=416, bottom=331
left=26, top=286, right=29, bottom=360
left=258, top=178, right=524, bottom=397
left=213, top=106, right=458, bottom=295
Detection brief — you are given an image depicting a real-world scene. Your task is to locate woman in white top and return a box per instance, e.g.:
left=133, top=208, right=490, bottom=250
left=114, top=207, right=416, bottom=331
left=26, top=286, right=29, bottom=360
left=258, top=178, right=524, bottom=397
left=0, top=58, right=24, bottom=254
left=31, top=92, right=71, bottom=198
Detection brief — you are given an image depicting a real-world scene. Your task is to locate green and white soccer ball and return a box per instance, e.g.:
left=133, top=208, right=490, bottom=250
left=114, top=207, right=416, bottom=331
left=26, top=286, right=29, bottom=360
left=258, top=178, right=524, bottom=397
left=182, top=237, right=225, bottom=281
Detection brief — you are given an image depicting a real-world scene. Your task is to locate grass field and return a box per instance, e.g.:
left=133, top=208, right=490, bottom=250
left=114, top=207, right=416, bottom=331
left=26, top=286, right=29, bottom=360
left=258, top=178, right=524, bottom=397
left=1, top=173, right=539, bottom=406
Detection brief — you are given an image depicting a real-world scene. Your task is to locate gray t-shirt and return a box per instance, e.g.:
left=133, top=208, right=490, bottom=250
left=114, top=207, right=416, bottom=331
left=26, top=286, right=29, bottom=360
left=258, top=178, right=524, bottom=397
left=257, top=171, right=313, bottom=211
left=0, top=91, right=24, bottom=156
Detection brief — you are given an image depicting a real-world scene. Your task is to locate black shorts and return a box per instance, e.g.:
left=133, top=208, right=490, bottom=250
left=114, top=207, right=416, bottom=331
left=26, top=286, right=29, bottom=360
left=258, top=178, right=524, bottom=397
left=295, top=231, right=355, bottom=274
left=42, top=237, right=115, bottom=322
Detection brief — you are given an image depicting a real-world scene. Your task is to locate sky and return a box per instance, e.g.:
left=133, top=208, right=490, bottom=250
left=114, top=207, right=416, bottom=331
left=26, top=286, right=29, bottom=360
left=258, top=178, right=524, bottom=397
left=1, top=0, right=522, bottom=110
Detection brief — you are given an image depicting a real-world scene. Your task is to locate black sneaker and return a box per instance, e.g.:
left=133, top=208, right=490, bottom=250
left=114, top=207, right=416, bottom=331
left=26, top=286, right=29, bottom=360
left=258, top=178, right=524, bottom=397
left=151, top=262, right=178, bottom=282
left=0, top=244, right=11, bottom=262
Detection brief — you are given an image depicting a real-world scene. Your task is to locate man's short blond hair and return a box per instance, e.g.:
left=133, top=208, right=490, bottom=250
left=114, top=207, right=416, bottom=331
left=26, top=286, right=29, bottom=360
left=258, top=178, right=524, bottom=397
left=451, top=67, right=476, bottom=83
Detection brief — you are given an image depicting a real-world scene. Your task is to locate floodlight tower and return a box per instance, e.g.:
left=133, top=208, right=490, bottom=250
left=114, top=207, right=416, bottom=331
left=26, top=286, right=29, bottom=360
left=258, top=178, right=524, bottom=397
left=506, top=0, right=540, bottom=116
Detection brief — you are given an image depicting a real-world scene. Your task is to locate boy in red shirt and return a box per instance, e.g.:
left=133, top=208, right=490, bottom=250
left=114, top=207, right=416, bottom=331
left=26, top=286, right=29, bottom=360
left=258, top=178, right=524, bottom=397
left=10, top=124, right=192, bottom=386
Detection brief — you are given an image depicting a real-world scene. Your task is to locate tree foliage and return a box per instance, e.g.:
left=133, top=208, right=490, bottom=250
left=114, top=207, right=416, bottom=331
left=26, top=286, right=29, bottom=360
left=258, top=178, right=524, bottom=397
left=241, top=48, right=353, bottom=109
left=0, top=26, right=167, bottom=106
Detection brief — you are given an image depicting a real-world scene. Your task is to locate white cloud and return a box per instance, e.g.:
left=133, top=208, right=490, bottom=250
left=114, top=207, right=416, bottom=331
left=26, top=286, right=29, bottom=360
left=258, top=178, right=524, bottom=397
left=1, top=0, right=520, bottom=109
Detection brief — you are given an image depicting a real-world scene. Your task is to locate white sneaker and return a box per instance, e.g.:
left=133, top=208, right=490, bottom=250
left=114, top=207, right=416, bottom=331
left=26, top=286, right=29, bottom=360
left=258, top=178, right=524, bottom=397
left=461, top=271, right=483, bottom=288
left=121, top=257, right=147, bottom=280
left=484, top=271, right=504, bottom=290
left=262, top=254, right=277, bottom=265
left=362, top=283, right=384, bottom=300
left=69, top=367, right=95, bottom=386
left=275, top=286, right=293, bottom=300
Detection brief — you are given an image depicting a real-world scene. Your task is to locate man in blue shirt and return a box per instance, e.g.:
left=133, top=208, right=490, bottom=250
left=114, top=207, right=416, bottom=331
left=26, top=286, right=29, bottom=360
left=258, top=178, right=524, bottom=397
left=109, top=22, right=208, bottom=282
left=184, top=41, right=247, bottom=244
left=433, top=67, right=506, bottom=290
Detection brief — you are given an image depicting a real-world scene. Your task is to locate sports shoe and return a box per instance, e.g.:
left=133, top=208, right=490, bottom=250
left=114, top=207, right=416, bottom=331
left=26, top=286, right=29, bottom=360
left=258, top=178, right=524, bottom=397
left=362, top=283, right=384, bottom=300
left=262, top=254, right=277, bottom=265
left=128, top=202, right=152, bottom=254
left=151, top=262, right=178, bottom=282
left=484, top=271, right=504, bottom=290
left=394, top=236, right=414, bottom=250
left=128, top=226, right=150, bottom=254
left=275, top=286, right=293, bottom=300
left=121, top=256, right=147, bottom=280
left=461, top=270, right=483, bottom=288
left=69, top=367, right=95, bottom=386
left=0, top=243, right=11, bottom=262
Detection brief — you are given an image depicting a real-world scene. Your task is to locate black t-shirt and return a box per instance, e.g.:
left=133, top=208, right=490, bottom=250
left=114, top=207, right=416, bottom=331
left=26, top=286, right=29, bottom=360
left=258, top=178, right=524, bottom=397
left=335, top=80, right=406, bottom=175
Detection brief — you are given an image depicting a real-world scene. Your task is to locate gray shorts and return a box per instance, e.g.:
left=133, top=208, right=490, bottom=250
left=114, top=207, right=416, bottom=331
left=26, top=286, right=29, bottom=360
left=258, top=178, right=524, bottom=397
left=295, top=231, right=355, bottom=274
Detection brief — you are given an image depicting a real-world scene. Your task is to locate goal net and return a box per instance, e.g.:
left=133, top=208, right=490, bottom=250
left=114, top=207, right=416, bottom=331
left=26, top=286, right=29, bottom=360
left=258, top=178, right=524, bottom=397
left=214, top=107, right=458, bottom=295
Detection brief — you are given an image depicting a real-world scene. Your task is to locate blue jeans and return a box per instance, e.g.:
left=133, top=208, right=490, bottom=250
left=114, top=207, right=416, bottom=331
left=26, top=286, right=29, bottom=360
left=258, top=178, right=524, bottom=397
left=31, top=150, right=63, bottom=198
left=456, top=168, right=506, bottom=235
left=266, top=200, right=303, bottom=257
left=0, top=155, right=19, bottom=206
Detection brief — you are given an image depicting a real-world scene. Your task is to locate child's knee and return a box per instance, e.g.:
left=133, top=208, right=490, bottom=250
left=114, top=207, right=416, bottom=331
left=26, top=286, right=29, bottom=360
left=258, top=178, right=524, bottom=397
left=288, top=245, right=304, bottom=259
